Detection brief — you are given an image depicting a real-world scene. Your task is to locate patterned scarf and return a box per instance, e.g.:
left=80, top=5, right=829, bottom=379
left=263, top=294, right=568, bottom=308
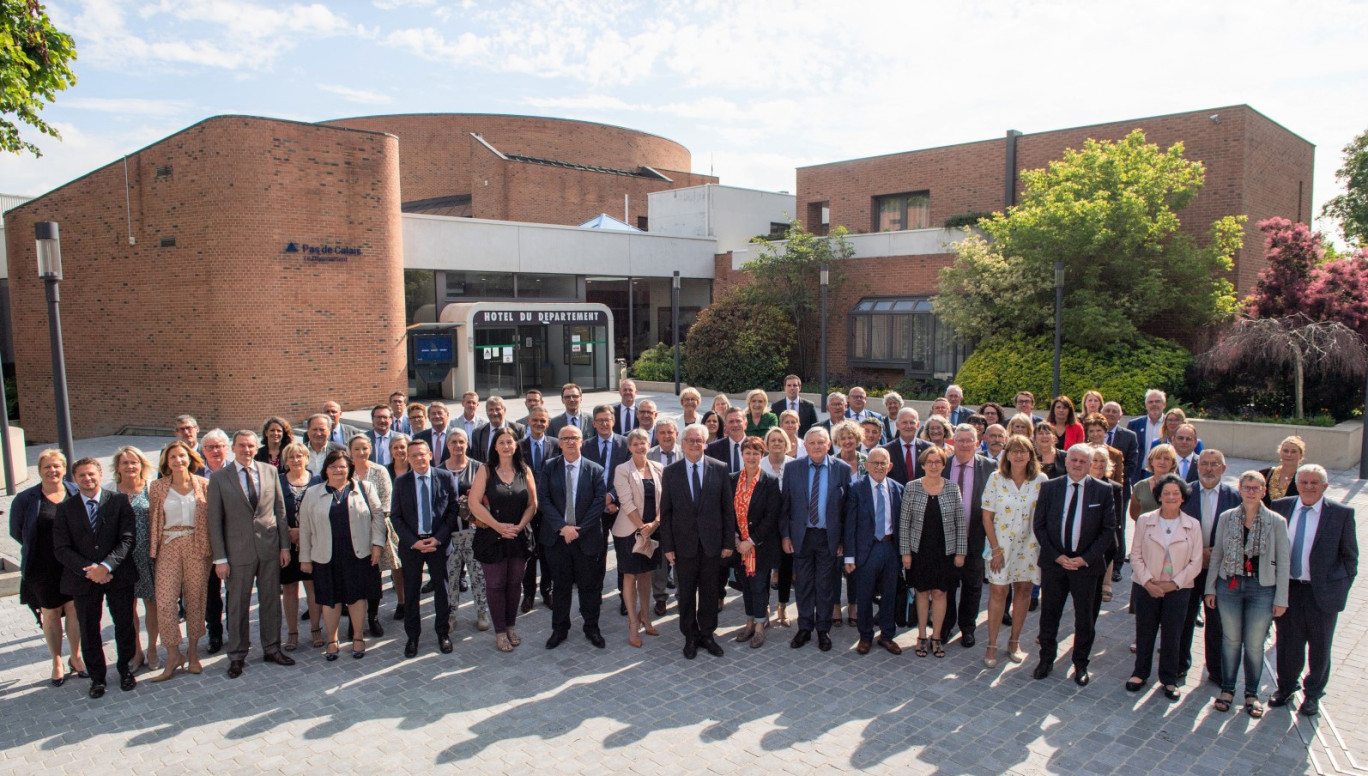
left=1219, top=507, right=1269, bottom=581
left=733, top=470, right=759, bottom=577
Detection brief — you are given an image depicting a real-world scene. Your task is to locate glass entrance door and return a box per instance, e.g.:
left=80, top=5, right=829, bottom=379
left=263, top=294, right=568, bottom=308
left=474, top=326, right=519, bottom=396
left=566, top=323, right=609, bottom=391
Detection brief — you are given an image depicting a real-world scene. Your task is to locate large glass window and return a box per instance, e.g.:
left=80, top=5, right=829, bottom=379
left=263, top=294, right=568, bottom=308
left=517, top=273, right=578, bottom=299
left=874, top=191, right=931, bottom=232
left=848, top=296, right=971, bottom=377
left=445, top=270, right=516, bottom=299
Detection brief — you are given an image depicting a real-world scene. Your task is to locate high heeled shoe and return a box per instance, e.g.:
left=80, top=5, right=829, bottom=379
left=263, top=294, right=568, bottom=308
left=984, top=645, right=999, bottom=669
left=324, top=641, right=340, bottom=661
left=68, top=658, right=89, bottom=679
left=149, top=655, right=186, bottom=683
left=1007, top=640, right=1027, bottom=664
left=351, top=638, right=366, bottom=659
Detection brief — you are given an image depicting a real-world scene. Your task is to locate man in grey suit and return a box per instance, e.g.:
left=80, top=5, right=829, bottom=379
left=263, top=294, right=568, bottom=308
left=208, top=430, right=293, bottom=678
left=470, top=395, right=527, bottom=462
left=647, top=418, right=681, bottom=616
left=367, top=404, right=395, bottom=466
left=780, top=426, right=851, bottom=651
left=303, top=414, right=345, bottom=476
left=323, top=401, right=364, bottom=447
left=943, top=424, right=996, bottom=647
left=548, top=382, right=592, bottom=437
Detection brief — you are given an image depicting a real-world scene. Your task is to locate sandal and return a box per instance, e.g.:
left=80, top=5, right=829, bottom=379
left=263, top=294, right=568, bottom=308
left=495, top=633, right=514, bottom=653
left=310, top=627, right=324, bottom=649
left=1007, top=640, right=1027, bottom=663
left=915, top=638, right=929, bottom=657
left=1245, top=695, right=1264, bottom=718
left=507, top=628, right=521, bottom=647
left=284, top=631, right=299, bottom=652
left=931, top=639, right=946, bottom=658
left=1214, top=693, right=1233, bottom=712
left=1101, top=589, right=1113, bottom=603
left=352, top=638, right=366, bottom=659
left=324, top=641, right=339, bottom=662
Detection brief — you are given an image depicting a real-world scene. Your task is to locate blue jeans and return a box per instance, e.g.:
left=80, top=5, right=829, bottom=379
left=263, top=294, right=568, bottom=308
left=1214, top=575, right=1276, bottom=697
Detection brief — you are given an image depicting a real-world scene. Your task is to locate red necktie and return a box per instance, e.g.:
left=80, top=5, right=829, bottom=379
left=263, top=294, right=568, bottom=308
left=905, top=443, right=914, bottom=480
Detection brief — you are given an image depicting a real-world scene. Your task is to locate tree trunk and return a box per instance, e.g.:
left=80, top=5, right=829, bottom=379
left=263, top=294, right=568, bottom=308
left=1293, top=349, right=1305, bottom=420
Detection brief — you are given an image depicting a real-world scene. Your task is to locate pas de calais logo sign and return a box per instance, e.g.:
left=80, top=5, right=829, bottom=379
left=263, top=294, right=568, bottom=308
left=284, top=242, right=363, bottom=262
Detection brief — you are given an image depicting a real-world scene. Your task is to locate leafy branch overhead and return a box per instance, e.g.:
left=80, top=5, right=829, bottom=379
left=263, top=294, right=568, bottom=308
left=1, top=0, right=78, bottom=156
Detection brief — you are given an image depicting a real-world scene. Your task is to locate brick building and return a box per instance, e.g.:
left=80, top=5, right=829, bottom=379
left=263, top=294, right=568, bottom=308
left=717, top=104, right=1315, bottom=385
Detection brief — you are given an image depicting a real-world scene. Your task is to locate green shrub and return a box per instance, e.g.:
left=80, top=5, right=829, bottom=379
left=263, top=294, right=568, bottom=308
left=685, top=293, right=795, bottom=393
left=630, top=342, right=686, bottom=383
left=953, top=333, right=1193, bottom=413
left=943, top=211, right=993, bottom=229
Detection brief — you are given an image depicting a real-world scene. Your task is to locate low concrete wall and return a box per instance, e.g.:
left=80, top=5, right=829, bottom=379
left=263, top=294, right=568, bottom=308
left=1, top=424, right=27, bottom=489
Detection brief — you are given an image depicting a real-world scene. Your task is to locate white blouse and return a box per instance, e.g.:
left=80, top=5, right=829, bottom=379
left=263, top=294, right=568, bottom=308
left=162, top=488, right=198, bottom=536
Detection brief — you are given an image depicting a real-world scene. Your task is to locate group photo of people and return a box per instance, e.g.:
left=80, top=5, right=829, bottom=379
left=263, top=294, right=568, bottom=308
left=9, top=379, right=1355, bottom=721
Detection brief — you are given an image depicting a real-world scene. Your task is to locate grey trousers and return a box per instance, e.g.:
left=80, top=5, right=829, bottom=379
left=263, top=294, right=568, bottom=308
left=225, top=556, right=282, bottom=661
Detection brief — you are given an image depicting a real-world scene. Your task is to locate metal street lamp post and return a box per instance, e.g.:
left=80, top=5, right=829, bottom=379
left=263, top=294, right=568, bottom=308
left=36, top=222, right=76, bottom=470
left=820, top=264, right=829, bottom=404
left=671, top=271, right=681, bottom=395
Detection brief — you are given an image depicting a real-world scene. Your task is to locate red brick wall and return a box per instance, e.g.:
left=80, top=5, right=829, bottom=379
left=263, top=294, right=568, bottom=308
left=5, top=116, right=406, bottom=441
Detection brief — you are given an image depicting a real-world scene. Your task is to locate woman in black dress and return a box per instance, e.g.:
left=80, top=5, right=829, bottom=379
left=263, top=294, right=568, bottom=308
left=468, top=427, right=538, bottom=653
left=9, top=449, right=82, bottom=685
left=612, top=429, right=664, bottom=647
left=279, top=442, right=320, bottom=650
left=731, top=436, right=782, bottom=649
left=899, top=446, right=967, bottom=658
left=1034, top=423, right=1064, bottom=479
left=298, top=450, right=385, bottom=660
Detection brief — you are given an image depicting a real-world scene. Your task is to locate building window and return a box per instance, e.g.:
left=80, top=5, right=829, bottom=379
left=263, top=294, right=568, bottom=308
left=516, top=274, right=578, bottom=299
left=848, top=296, right=971, bottom=377
left=807, top=201, right=829, bottom=236
left=445, top=271, right=516, bottom=299
left=874, top=191, right=930, bottom=232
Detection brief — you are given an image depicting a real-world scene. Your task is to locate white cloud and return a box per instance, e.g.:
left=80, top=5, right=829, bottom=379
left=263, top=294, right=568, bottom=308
left=316, top=84, right=394, bottom=105
left=62, top=97, right=194, bottom=117
left=0, top=120, right=184, bottom=198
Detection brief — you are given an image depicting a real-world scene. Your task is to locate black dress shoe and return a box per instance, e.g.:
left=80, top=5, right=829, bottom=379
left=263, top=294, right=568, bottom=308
left=120, top=674, right=137, bottom=692
left=1299, top=698, right=1321, bottom=717
left=206, top=635, right=223, bottom=654
left=817, top=632, right=833, bottom=652
left=1074, top=668, right=1091, bottom=687
left=438, top=637, right=454, bottom=653
left=404, top=640, right=419, bottom=658
left=961, top=634, right=976, bottom=649
left=421, top=580, right=435, bottom=594
left=1268, top=692, right=1293, bottom=708
left=393, top=604, right=406, bottom=621
left=586, top=631, right=606, bottom=649
left=654, top=600, right=667, bottom=617
left=1028, top=598, right=1039, bottom=612
left=263, top=651, right=296, bottom=666
left=1195, top=613, right=1204, bottom=628
left=1111, top=569, right=1122, bottom=583
left=1032, top=663, right=1052, bottom=680
left=620, top=600, right=628, bottom=616
left=227, top=660, right=244, bottom=678
left=701, top=637, right=724, bottom=657
left=790, top=630, right=812, bottom=648
left=368, top=618, right=384, bottom=638
left=88, top=683, right=106, bottom=699
left=542, top=591, right=553, bottom=608
left=682, top=639, right=698, bottom=660
left=520, top=594, right=535, bottom=614
left=546, top=631, right=567, bottom=649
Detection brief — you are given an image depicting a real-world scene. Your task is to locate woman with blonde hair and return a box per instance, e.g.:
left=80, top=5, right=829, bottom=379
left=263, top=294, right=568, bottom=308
left=112, top=445, right=159, bottom=673
left=10, top=449, right=82, bottom=685
left=744, top=388, right=779, bottom=438
left=980, top=435, right=1047, bottom=667
left=147, top=441, right=211, bottom=680
left=1258, top=435, right=1305, bottom=505
left=613, top=428, right=664, bottom=647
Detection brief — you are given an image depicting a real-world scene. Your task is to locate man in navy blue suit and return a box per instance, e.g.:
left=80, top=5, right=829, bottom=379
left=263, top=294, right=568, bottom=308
left=1269, top=464, right=1358, bottom=717
left=536, top=425, right=608, bottom=649
left=843, top=447, right=904, bottom=655
left=780, top=426, right=851, bottom=652
left=392, top=440, right=460, bottom=657
left=1180, top=449, right=1241, bottom=685
left=1125, top=389, right=1167, bottom=484
left=882, top=408, right=930, bottom=486
left=583, top=404, right=628, bottom=610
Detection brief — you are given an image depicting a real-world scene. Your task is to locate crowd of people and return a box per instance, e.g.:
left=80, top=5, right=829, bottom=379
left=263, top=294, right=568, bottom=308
left=8, top=379, right=1356, bottom=719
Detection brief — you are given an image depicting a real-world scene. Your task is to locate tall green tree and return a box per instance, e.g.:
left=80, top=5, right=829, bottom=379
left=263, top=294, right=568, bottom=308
left=1322, top=128, right=1368, bottom=248
left=1, top=0, right=77, bottom=156
left=935, top=130, right=1243, bottom=347
left=742, top=220, right=854, bottom=379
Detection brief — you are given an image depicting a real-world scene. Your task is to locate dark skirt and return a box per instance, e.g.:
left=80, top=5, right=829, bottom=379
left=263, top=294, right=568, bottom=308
left=20, top=501, right=71, bottom=611
left=312, top=500, right=380, bottom=607
left=614, top=533, right=661, bottom=575
left=909, top=496, right=957, bottom=593
left=280, top=548, right=312, bottom=585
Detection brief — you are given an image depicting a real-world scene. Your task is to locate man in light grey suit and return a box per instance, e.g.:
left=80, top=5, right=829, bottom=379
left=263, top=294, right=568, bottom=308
left=647, top=418, right=682, bottom=616
left=208, top=430, right=293, bottom=679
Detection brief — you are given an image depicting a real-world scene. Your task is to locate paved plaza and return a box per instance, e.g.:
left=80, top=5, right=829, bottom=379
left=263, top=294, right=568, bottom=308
left=2, top=391, right=1366, bottom=774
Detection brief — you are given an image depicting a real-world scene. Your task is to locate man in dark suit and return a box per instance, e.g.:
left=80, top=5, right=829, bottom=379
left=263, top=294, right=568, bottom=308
left=1269, top=464, right=1358, bottom=717
left=519, top=407, right=557, bottom=612
left=943, top=424, right=996, bottom=647
left=208, top=431, right=294, bottom=678
left=392, top=439, right=460, bottom=657
left=1178, top=449, right=1241, bottom=684
left=323, top=400, right=364, bottom=447
left=1031, top=444, right=1116, bottom=686
left=52, top=457, right=139, bottom=697
left=647, top=418, right=682, bottom=615
left=583, top=404, right=628, bottom=608
left=845, top=387, right=884, bottom=430
left=469, top=396, right=527, bottom=462
left=413, top=402, right=455, bottom=468
left=815, top=392, right=847, bottom=439
left=843, top=448, right=903, bottom=655
left=1169, top=424, right=1201, bottom=483
left=612, top=379, right=642, bottom=434
left=883, top=408, right=930, bottom=486
left=548, top=382, right=592, bottom=437
left=513, top=389, right=544, bottom=426
left=706, top=407, right=749, bottom=474
left=1101, top=402, right=1140, bottom=501
left=945, top=385, right=973, bottom=425
left=367, top=404, right=395, bottom=466
left=780, top=426, right=851, bottom=651
left=536, top=425, right=609, bottom=648
left=1125, top=389, right=1168, bottom=484
left=196, top=428, right=231, bottom=651
left=771, top=374, right=819, bottom=437
left=660, top=423, right=736, bottom=659
left=389, top=391, right=413, bottom=436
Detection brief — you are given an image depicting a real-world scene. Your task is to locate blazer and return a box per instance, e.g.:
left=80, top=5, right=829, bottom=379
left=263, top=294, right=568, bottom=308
left=1032, top=474, right=1117, bottom=575
left=732, top=469, right=783, bottom=570
left=771, top=397, right=819, bottom=436
left=9, top=481, right=79, bottom=575
left=1126, top=415, right=1161, bottom=472
left=1130, top=509, right=1205, bottom=589
left=898, top=480, right=967, bottom=558
left=392, top=416, right=413, bottom=437
left=147, top=476, right=212, bottom=562
left=297, top=480, right=387, bottom=564
left=1105, top=425, right=1141, bottom=492
left=413, top=427, right=456, bottom=467
left=1205, top=504, right=1291, bottom=608
left=646, top=445, right=683, bottom=466
left=882, top=437, right=932, bottom=486
left=843, top=475, right=904, bottom=567
left=612, top=402, right=641, bottom=435
left=328, top=423, right=365, bottom=447
left=520, top=434, right=559, bottom=472
left=391, top=466, right=460, bottom=550
left=548, top=411, right=592, bottom=437
left=705, top=435, right=748, bottom=473
left=946, top=453, right=996, bottom=555
left=947, top=406, right=974, bottom=425
left=207, top=461, right=289, bottom=565
left=1272, top=496, right=1359, bottom=613
left=535, top=455, right=607, bottom=552
left=52, top=488, right=138, bottom=595
left=1181, top=482, right=1242, bottom=546
left=582, top=433, right=628, bottom=496
left=282, top=472, right=322, bottom=530
left=366, top=429, right=398, bottom=463
left=613, top=458, right=666, bottom=538
left=778, top=455, right=851, bottom=556
left=659, top=456, right=736, bottom=559
left=469, top=421, right=528, bottom=463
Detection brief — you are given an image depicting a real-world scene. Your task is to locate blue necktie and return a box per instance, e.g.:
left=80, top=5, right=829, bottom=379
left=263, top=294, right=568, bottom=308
left=532, top=439, right=542, bottom=470
left=601, top=440, right=612, bottom=487
left=1290, top=505, right=1310, bottom=579
left=808, top=464, right=822, bottom=527
left=86, top=498, right=98, bottom=531
left=418, top=475, right=431, bottom=535
left=874, top=482, right=887, bottom=538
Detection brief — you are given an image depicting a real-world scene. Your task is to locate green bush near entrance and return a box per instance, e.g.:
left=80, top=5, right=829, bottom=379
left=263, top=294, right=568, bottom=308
left=685, top=293, right=795, bottom=393
left=630, top=342, right=687, bottom=383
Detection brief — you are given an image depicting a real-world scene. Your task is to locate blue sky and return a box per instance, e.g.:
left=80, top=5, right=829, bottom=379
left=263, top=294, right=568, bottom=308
left=4, top=0, right=1367, bottom=245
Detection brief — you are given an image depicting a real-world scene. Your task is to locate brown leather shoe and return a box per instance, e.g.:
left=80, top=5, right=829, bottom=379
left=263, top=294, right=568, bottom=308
left=855, top=640, right=872, bottom=655
left=878, top=638, right=903, bottom=655
left=263, top=651, right=296, bottom=666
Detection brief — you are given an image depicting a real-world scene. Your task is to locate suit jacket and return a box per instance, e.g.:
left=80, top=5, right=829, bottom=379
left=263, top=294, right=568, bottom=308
left=52, top=488, right=138, bottom=595
left=536, top=456, right=607, bottom=553
left=548, top=411, right=592, bottom=437
left=391, top=467, right=460, bottom=551
left=520, top=434, right=559, bottom=472
left=1273, top=496, right=1359, bottom=612
left=771, top=397, right=819, bottom=436
left=329, top=423, right=365, bottom=447
left=392, top=416, right=413, bottom=437
left=147, top=475, right=212, bottom=561
left=882, top=437, right=932, bottom=486
left=947, top=406, right=974, bottom=425
left=366, top=429, right=398, bottom=463
left=733, top=469, right=783, bottom=570
left=843, top=476, right=904, bottom=567
left=413, top=427, right=456, bottom=467
left=9, top=480, right=79, bottom=575
left=612, top=402, right=641, bottom=435
left=297, top=479, right=387, bottom=564
left=1181, top=482, right=1242, bottom=546
left=582, top=433, right=628, bottom=496
left=1032, top=475, right=1116, bottom=575
left=659, top=456, right=736, bottom=559
left=778, top=455, right=851, bottom=556
left=947, top=453, right=996, bottom=555
left=613, top=458, right=666, bottom=537
left=469, top=421, right=528, bottom=462
left=207, top=461, right=288, bottom=565
left=647, top=445, right=682, bottom=466
left=1105, top=425, right=1141, bottom=492
left=705, top=435, right=748, bottom=473
left=1126, top=415, right=1160, bottom=482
